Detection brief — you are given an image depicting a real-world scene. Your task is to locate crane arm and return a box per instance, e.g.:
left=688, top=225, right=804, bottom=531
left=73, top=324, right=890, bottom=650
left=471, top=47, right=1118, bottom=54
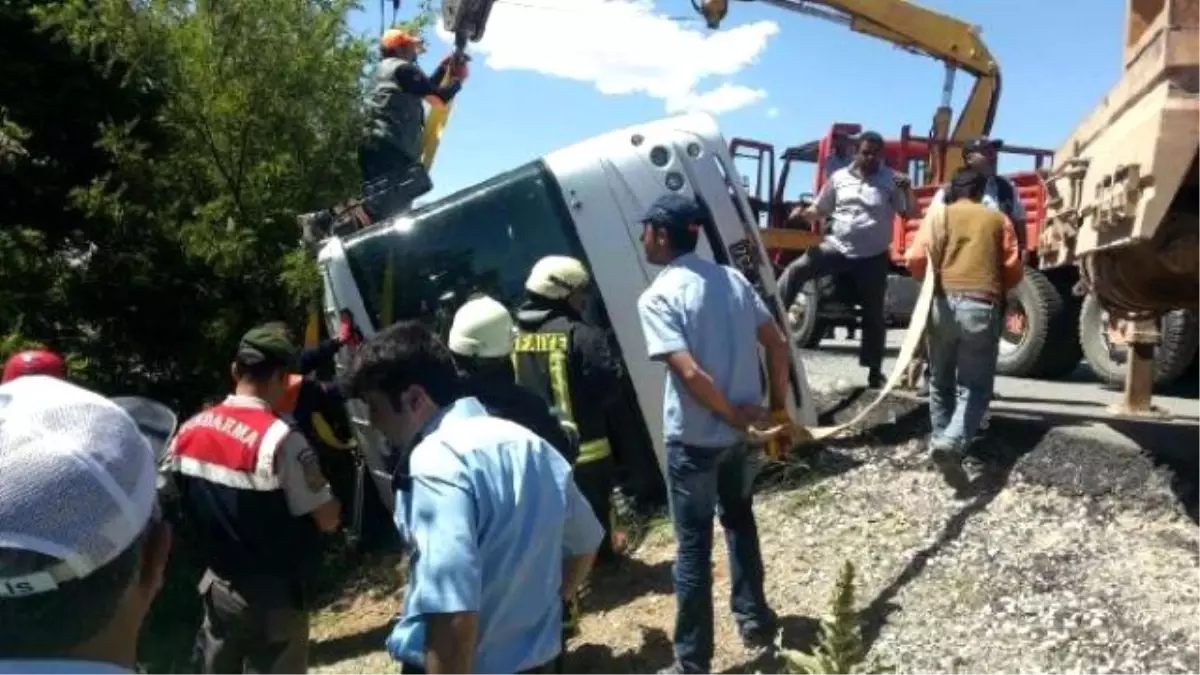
left=711, top=0, right=1002, bottom=177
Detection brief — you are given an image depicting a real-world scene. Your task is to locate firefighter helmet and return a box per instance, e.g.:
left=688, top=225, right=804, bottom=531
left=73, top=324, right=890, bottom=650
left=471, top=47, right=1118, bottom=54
left=2, top=349, right=67, bottom=384
left=448, top=295, right=515, bottom=359
left=525, top=256, right=590, bottom=301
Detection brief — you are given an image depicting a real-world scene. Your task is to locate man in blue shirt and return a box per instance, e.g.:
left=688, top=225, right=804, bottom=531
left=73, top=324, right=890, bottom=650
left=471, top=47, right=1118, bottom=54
left=636, top=195, right=794, bottom=674
left=340, top=320, right=604, bottom=674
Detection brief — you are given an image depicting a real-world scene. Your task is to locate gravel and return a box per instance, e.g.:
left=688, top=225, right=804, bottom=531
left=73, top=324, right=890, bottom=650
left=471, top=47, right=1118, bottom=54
left=309, top=367, right=1200, bottom=675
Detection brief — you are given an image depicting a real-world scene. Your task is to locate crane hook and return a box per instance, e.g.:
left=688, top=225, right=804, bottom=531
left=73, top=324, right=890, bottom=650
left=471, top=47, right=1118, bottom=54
left=691, top=0, right=729, bottom=29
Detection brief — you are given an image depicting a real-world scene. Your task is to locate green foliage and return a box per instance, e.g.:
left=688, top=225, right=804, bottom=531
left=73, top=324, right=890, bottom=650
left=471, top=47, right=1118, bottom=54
left=395, top=0, right=439, bottom=40
left=1, top=0, right=372, bottom=412
left=781, top=561, right=894, bottom=675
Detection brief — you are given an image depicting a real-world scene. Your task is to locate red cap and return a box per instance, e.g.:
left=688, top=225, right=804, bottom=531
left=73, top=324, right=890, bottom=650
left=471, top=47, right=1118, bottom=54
left=2, top=349, right=67, bottom=384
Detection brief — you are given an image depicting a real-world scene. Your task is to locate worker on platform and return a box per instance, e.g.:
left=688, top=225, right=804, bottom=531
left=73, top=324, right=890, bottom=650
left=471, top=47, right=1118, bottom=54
left=298, top=28, right=468, bottom=244
left=515, top=256, right=625, bottom=568
left=778, top=130, right=916, bottom=388
left=448, top=294, right=579, bottom=464
left=906, top=168, right=1023, bottom=493
left=636, top=194, right=794, bottom=674
left=340, top=320, right=603, bottom=674
left=168, top=322, right=341, bottom=674
left=1, top=348, right=66, bottom=383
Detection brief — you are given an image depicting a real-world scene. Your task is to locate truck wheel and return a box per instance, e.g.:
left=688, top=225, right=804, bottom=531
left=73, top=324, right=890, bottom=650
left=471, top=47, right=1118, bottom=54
left=997, top=267, right=1061, bottom=378
left=1033, top=271, right=1084, bottom=379
left=1079, top=294, right=1199, bottom=389
left=787, top=281, right=825, bottom=348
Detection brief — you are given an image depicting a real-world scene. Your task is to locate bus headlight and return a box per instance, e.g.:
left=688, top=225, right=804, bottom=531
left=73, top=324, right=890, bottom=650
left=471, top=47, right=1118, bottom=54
left=665, top=171, right=685, bottom=191
left=686, top=142, right=702, bottom=158
left=650, top=145, right=671, bottom=167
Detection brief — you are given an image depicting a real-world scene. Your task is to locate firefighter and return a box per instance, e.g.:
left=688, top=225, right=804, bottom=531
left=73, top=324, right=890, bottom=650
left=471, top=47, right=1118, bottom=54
left=448, top=294, right=580, bottom=464
left=168, top=322, right=341, bottom=674
left=298, top=28, right=468, bottom=244
left=1, top=348, right=66, bottom=383
left=514, top=256, right=624, bottom=567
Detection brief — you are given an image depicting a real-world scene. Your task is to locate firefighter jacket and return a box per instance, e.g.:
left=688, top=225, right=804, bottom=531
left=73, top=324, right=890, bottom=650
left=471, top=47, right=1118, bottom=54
left=169, top=398, right=321, bottom=583
left=514, top=301, right=623, bottom=465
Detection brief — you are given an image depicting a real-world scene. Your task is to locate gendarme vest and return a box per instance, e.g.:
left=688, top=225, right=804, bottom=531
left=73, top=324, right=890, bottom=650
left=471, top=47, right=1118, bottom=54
left=365, top=57, right=425, bottom=161
left=170, top=400, right=320, bottom=582
left=513, top=315, right=612, bottom=465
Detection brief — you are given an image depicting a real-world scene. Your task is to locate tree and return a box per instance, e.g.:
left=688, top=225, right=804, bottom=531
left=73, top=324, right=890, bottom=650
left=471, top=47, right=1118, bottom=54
left=0, top=0, right=372, bottom=412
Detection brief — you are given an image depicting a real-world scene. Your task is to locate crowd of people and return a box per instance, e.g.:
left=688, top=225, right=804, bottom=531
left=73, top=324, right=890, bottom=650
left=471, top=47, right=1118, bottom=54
left=0, top=136, right=1027, bottom=674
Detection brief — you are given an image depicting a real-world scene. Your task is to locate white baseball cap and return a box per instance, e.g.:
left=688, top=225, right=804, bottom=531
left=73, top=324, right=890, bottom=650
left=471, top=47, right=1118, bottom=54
left=0, top=375, right=157, bottom=597
left=448, top=295, right=515, bottom=359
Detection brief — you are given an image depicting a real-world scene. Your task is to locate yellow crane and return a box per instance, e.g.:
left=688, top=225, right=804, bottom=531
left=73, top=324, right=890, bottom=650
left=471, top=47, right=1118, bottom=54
left=695, top=0, right=1001, bottom=181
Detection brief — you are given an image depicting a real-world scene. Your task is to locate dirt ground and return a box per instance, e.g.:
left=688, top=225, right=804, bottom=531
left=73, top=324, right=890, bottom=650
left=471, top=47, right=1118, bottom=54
left=303, top=392, right=1200, bottom=675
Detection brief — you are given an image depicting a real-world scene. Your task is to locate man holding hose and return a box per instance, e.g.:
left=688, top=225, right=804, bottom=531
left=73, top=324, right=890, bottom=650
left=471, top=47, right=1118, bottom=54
left=906, top=168, right=1024, bottom=492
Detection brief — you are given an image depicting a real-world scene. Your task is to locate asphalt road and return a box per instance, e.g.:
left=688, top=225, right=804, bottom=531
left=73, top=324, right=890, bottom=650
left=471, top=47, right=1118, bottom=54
left=796, top=326, right=1200, bottom=451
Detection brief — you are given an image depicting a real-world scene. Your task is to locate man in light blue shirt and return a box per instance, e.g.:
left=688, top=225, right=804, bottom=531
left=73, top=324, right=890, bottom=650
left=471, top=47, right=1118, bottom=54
left=636, top=194, right=794, bottom=674
left=341, top=320, right=604, bottom=674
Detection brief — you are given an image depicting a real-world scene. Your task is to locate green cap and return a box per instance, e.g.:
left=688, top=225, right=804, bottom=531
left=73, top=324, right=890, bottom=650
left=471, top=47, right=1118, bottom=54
left=236, top=322, right=298, bottom=368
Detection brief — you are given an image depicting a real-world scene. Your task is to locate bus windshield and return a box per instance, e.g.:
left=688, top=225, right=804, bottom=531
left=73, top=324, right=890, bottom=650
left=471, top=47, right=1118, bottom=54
left=343, top=161, right=589, bottom=336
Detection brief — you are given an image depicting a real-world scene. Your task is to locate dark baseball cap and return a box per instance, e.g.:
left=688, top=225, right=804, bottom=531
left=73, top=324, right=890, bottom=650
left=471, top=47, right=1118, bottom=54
left=642, top=194, right=704, bottom=234
left=236, top=322, right=298, bottom=368
left=963, top=137, right=1003, bottom=155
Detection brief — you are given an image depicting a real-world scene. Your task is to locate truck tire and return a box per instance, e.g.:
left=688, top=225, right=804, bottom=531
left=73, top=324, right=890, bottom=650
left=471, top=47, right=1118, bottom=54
left=1033, top=270, right=1084, bottom=379
left=787, top=281, right=825, bottom=348
left=997, top=267, right=1061, bottom=378
left=1079, top=294, right=1199, bottom=389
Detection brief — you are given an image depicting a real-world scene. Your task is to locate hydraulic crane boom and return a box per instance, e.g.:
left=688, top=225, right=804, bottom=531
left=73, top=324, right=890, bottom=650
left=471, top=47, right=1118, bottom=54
left=696, top=0, right=1001, bottom=180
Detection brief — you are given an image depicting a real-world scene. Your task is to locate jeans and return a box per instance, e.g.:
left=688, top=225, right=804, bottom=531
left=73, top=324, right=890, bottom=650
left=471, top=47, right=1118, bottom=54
left=776, top=245, right=889, bottom=372
left=927, top=293, right=1002, bottom=450
left=667, top=442, right=774, bottom=673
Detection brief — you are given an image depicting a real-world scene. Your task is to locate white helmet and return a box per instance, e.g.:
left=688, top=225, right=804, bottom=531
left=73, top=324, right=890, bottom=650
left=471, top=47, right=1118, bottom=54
left=525, top=255, right=590, bottom=301
left=448, top=295, right=515, bottom=359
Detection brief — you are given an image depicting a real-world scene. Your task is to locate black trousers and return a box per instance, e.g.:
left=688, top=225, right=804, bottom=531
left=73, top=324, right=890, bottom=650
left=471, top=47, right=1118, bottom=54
left=778, top=246, right=890, bottom=372
left=192, top=572, right=309, bottom=674
left=574, top=454, right=616, bottom=561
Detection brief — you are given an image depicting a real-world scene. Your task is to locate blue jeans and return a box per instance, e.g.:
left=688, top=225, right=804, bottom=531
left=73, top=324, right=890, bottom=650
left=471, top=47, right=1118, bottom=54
left=927, top=293, right=1002, bottom=450
left=666, top=442, right=774, bottom=672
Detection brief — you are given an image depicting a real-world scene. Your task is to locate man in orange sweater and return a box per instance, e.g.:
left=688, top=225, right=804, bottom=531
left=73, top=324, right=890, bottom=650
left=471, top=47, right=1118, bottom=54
left=905, top=168, right=1023, bottom=491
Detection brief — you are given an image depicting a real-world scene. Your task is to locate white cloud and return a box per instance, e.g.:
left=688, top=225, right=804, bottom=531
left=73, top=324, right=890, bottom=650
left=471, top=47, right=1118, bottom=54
left=437, top=0, right=778, bottom=115
left=766, top=106, right=780, bottom=118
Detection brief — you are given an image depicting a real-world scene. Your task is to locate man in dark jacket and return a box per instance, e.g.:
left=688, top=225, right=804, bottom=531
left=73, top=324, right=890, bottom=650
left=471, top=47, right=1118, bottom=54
left=299, top=28, right=467, bottom=244
left=515, top=256, right=625, bottom=566
left=447, top=294, right=578, bottom=464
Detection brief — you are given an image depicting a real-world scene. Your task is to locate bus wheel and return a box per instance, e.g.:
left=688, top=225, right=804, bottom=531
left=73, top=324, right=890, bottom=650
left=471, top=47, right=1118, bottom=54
left=1079, top=294, right=1198, bottom=390
left=997, top=267, right=1061, bottom=378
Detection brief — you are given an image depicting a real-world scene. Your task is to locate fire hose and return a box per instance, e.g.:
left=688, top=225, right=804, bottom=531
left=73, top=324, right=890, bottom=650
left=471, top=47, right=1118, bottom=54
left=750, top=265, right=937, bottom=448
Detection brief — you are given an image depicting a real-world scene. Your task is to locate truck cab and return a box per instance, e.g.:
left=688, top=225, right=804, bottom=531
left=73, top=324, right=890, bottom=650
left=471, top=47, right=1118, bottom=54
left=317, top=113, right=818, bottom=512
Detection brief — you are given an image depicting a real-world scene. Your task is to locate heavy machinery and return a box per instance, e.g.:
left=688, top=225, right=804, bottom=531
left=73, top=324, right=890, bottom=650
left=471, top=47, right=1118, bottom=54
left=317, top=113, right=820, bottom=513
left=733, top=125, right=1073, bottom=380
left=1038, top=0, right=1199, bottom=413
left=696, top=0, right=1001, bottom=179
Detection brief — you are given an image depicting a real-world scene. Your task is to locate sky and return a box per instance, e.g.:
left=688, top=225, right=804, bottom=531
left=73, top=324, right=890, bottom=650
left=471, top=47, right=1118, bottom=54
left=348, top=0, right=1126, bottom=202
